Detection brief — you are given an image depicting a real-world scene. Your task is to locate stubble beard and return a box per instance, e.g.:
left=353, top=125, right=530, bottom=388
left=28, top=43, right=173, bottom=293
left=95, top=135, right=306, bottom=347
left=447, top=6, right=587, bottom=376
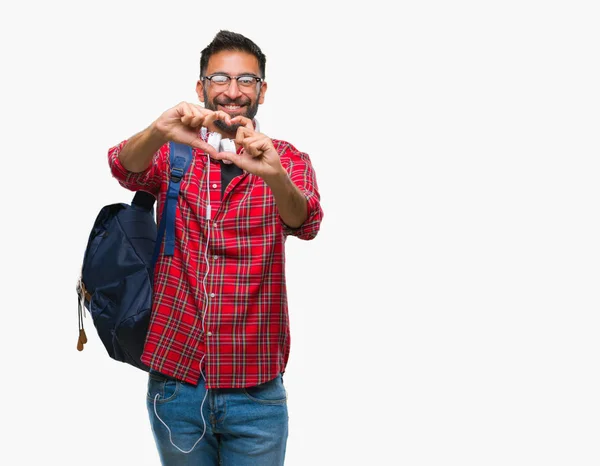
left=203, top=89, right=260, bottom=135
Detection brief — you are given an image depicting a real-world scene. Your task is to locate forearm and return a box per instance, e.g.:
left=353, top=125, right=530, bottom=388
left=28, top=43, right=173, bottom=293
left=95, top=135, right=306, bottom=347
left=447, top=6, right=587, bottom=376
left=118, top=122, right=167, bottom=173
left=266, top=171, right=308, bottom=228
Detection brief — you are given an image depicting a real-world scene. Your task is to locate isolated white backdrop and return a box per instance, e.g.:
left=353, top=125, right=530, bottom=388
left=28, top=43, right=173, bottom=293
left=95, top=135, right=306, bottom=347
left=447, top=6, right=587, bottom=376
left=1, top=1, right=599, bottom=465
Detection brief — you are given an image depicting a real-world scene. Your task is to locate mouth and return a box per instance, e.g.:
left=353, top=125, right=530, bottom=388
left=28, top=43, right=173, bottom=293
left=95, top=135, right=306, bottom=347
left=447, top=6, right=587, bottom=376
left=218, top=104, right=246, bottom=115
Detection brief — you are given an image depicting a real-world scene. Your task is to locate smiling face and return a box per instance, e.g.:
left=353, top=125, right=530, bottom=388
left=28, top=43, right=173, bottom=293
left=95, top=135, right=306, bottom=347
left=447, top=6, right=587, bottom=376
left=197, top=50, right=267, bottom=135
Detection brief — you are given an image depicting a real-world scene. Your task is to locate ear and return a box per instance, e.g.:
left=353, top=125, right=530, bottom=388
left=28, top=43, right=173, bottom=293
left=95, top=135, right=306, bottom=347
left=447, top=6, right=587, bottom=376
left=196, top=80, right=205, bottom=103
left=258, top=81, right=267, bottom=104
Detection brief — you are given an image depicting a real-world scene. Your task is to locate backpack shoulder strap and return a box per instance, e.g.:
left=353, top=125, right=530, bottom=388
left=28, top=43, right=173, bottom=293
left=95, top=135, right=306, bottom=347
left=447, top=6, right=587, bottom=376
left=152, top=142, right=194, bottom=263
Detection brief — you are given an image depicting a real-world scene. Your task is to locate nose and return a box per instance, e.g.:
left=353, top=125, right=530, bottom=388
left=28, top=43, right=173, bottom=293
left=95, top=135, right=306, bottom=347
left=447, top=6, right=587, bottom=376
left=223, top=78, right=243, bottom=99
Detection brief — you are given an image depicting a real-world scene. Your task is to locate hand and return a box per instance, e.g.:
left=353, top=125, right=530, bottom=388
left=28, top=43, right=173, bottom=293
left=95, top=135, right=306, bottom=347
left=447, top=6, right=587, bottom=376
left=211, top=116, right=286, bottom=182
left=153, top=102, right=232, bottom=156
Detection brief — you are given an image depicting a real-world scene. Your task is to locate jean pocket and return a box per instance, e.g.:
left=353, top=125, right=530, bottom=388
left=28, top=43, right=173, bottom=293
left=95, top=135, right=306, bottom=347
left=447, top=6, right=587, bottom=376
left=242, top=374, right=287, bottom=405
left=146, top=370, right=180, bottom=404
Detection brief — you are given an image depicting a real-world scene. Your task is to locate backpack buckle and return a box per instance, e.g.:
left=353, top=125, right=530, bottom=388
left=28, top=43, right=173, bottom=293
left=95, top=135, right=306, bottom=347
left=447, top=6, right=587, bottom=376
left=170, top=167, right=184, bottom=182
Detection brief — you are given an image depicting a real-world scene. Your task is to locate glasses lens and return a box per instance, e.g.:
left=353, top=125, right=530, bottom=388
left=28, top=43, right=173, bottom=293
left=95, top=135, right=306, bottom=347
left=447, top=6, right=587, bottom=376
left=210, top=75, right=229, bottom=85
left=237, top=76, right=256, bottom=87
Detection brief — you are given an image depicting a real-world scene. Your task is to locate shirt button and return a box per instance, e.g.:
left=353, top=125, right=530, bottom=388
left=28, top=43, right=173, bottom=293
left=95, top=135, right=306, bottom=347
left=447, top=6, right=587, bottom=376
left=206, top=331, right=213, bottom=337
left=212, top=183, right=218, bottom=189
left=210, top=293, right=216, bottom=298
left=213, top=255, right=219, bottom=260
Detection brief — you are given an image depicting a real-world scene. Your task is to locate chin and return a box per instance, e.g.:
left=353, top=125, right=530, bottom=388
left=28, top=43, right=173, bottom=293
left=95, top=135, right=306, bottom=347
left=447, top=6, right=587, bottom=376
left=215, top=119, right=243, bottom=135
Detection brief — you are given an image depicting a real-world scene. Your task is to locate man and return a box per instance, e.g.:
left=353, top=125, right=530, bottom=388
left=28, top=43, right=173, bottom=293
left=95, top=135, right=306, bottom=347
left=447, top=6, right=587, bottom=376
left=108, top=30, right=323, bottom=465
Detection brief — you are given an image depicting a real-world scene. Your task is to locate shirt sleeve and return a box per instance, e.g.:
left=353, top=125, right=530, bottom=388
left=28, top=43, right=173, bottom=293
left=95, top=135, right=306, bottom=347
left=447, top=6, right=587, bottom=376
left=108, top=140, right=168, bottom=195
left=278, top=142, right=324, bottom=240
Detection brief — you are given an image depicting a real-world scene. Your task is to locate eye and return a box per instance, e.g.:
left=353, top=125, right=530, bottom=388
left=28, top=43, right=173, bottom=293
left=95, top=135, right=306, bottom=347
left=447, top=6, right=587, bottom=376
left=238, top=76, right=256, bottom=86
left=211, top=75, right=229, bottom=84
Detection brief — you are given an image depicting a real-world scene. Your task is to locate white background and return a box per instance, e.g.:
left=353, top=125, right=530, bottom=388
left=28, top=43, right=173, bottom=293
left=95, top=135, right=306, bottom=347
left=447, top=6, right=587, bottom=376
left=0, top=1, right=599, bottom=465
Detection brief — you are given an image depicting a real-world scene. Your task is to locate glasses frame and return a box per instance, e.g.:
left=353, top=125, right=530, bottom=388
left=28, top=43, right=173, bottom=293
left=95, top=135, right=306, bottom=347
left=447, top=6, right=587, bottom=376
left=202, top=73, right=263, bottom=88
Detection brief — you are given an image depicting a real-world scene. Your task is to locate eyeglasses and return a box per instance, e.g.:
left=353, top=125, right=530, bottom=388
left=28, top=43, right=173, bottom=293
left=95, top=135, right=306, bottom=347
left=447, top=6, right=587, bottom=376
left=202, top=74, right=263, bottom=89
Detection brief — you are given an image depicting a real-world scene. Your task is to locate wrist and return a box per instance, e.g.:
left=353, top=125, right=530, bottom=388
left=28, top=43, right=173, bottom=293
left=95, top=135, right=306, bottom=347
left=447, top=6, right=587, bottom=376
left=264, top=166, right=289, bottom=189
left=149, top=120, right=169, bottom=146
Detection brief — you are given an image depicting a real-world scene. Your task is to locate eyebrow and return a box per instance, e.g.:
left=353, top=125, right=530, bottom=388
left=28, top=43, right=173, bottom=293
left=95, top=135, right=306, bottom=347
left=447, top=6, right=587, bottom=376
left=209, top=72, right=260, bottom=77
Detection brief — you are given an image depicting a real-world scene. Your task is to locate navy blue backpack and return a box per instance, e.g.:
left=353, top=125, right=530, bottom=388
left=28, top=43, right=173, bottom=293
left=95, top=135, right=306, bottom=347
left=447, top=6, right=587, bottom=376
left=76, top=142, right=194, bottom=371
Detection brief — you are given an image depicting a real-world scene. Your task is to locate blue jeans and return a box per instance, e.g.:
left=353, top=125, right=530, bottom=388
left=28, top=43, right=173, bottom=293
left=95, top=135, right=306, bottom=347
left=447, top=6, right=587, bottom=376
left=146, top=370, right=289, bottom=465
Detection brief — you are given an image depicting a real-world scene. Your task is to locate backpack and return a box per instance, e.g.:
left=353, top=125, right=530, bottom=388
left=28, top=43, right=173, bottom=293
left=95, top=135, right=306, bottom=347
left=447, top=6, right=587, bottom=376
left=76, top=142, right=194, bottom=371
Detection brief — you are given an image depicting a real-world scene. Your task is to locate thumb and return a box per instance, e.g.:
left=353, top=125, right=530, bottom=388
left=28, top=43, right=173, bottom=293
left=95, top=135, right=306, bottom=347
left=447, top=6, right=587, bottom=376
left=211, top=150, right=242, bottom=166
left=188, top=137, right=218, bottom=158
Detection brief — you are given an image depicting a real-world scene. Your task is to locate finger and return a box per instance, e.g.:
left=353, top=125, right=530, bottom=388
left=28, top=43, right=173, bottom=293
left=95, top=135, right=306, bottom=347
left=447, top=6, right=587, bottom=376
left=235, top=126, right=255, bottom=146
left=179, top=102, right=198, bottom=126
left=180, top=103, right=208, bottom=127
left=174, top=101, right=190, bottom=117
left=215, top=110, right=233, bottom=125
left=230, top=115, right=254, bottom=130
left=245, top=137, right=269, bottom=157
left=241, top=135, right=273, bottom=157
left=204, top=110, right=232, bottom=128
left=189, top=107, right=207, bottom=128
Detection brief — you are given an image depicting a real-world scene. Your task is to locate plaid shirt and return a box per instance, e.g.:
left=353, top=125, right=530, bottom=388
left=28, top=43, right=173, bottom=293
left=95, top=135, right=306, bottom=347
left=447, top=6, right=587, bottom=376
left=108, top=135, right=323, bottom=388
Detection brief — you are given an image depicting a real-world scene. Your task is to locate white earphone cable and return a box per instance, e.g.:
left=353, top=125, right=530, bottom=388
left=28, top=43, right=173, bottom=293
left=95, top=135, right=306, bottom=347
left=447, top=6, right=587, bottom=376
left=152, top=146, right=213, bottom=454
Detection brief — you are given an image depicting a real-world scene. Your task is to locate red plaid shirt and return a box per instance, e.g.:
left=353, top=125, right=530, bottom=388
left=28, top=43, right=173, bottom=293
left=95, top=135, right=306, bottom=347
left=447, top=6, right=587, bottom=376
left=108, top=136, right=323, bottom=388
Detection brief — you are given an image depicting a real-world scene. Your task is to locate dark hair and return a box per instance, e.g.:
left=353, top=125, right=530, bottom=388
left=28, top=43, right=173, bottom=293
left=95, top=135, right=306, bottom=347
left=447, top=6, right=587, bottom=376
left=200, top=30, right=266, bottom=79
